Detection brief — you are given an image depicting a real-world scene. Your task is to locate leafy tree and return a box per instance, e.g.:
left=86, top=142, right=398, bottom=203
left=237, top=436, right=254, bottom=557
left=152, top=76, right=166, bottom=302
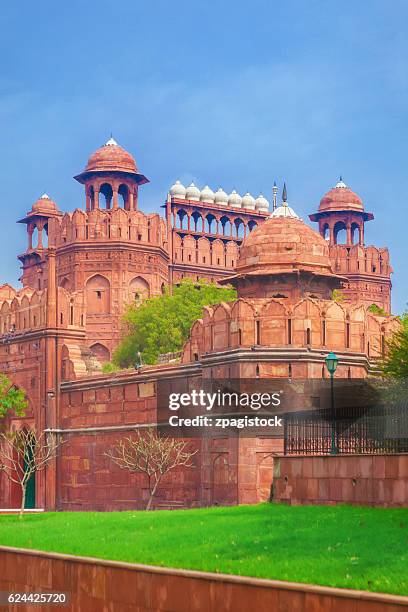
left=0, top=375, right=27, bottom=420
left=105, top=428, right=197, bottom=510
left=113, top=278, right=236, bottom=366
left=381, top=312, right=408, bottom=378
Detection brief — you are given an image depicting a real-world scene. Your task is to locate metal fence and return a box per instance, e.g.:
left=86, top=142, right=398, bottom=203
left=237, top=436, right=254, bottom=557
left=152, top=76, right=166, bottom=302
left=284, top=401, right=408, bottom=455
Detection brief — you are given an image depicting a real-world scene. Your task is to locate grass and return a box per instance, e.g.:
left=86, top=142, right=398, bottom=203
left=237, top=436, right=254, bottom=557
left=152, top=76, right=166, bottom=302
left=0, top=504, right=407, bottom=596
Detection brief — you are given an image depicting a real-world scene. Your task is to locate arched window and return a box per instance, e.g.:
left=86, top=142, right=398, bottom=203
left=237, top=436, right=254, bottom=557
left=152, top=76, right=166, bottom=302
left=118, top=184, right=129, bottom=209
left=85, top=275, right=110, bottom=314
left=234, top=218, right=245, bottom=239
left=42, top=224, right=49, bottom=248
left=32, top=225, right=39, bottom=249
left=220, top=216, right=232, bottom=236
left=99, top=183, right=113, bottom=209
left=204, top=214, right=216, bottom=234
left=89, top=186, right=95, bottom=209
left=191, top=211, right=203, bottom=232
left=333, top=221, right=347, bottom=245
left=351, top=222, right=360, bottom=245
left=322, top=223, right=330, bottom=241
left=177, top=209, right=188, bottom=230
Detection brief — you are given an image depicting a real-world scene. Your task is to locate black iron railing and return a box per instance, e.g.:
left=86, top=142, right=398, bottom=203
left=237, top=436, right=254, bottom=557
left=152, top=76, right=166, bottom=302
left=284, top=402, right=408, bottom=455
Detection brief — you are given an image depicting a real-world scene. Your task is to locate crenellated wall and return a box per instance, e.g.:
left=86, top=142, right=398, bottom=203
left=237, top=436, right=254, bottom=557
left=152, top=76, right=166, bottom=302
left=49, top=208, right=167, bottom=250
left=329, top=244, right=392, bottom=312
left=182, top=297, right=400, bottom=375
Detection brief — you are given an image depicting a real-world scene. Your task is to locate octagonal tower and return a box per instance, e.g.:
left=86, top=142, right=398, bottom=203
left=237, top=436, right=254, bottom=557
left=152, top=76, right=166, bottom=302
left=309, top=179, right=392, bottom=313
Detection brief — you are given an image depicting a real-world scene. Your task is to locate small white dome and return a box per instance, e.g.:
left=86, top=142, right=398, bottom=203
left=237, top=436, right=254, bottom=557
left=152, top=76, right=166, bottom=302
left=335, top=179, right=347, bottom=189
left=255, top=193, right=269, bottom=211
left=241, top=192, right=256, bottom=209
left=228, top=190, right=242, bottom=208
left=200, top=185, right=215, bottom=203
left=169, top=180, right=186, bottom=199
left=271, top=204, right=299, bottom=219
left=214, top=187, right=228, bottom=205
left=185, top=182, right=200, bottom=201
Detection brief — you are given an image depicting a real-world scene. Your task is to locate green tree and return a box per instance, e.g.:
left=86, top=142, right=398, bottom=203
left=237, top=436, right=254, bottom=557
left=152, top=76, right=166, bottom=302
left=0, top=375, right=27, bottom=420
left=368, top=303, right=388, bottom=317
left=113, top=278, right=236, bottom=366
left=331, top=289, right=345, bottom=303
left=381, top=312, right=408, bottom=378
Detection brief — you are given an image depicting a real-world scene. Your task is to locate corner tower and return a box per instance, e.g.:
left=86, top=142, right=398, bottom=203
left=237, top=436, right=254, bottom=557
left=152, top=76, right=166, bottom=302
left=17, top=194, right=63, bottom=289
left=309, top=179, right=392, bottom=313
left=37, top=139, right=168, bottom=361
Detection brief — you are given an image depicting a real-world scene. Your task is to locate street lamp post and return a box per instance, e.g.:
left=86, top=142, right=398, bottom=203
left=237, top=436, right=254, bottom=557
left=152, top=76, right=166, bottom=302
left=325, top=351, right=339, bottom=455
left=134, top=351, right=143, bottom=371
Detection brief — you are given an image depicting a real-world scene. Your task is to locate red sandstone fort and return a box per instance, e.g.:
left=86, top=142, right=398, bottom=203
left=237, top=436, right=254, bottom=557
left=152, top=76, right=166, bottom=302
left=0, top=138, right=400, bottom=510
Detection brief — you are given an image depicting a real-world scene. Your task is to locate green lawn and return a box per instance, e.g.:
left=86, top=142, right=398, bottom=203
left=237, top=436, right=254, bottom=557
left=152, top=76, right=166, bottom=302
left=0, top=504, right=407, bottom=596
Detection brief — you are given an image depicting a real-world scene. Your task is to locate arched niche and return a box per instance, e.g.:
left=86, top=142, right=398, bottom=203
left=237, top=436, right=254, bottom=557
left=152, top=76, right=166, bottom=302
left=85, top=274, right=110, bottom=315
left=90, top=342, right=110, bottom=363
left=129, top=276, right=150, bottom=305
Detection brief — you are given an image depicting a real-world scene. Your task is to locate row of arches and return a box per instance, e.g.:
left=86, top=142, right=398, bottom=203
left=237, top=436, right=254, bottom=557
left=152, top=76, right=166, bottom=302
left=85, top=179, right=138, bottom=212
left=183, top=298, right=400, bottom=362
left=52, top=209, right=167, bottom=249
left=85, top=274, right=151, bottom=315
left=331, top=244, right=391, bottom=276
left=320, top=218, right=364, bottom=246
left=173, top=208, right=258, bottom=239
left=173, top=235, right=239, bottom=268
left=27, top=221, right=49, bottom=250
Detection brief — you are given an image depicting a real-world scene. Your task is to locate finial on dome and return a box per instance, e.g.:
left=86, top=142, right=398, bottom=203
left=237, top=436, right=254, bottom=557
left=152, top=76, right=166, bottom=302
left=105, top=136, right=118, bottom=146
left=335, top=176, right=347, bottom=188
left=40, top=193, right=50, bottom=199
left=282, top=182, right=287, bottom=204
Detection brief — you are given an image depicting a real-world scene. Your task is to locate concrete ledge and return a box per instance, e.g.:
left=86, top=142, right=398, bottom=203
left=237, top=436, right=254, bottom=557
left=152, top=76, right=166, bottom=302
left=0, top=545, right=407, bottom=610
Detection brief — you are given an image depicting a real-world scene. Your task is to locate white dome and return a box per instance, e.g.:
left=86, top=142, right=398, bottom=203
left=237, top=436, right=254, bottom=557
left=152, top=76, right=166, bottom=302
left=228, top=190, right=242, bottom=208
left=214, top=187, right=228, bottom=205
left=241, top=192, right=256, bottom=209
left=255, top=194, right=269, bottom=211
left=169, top=180, right=186, bottom=199
left=185, top=182, right=200, bottom=201
left=271, top=203, right=299, bottom=219
left=335, top=179, right=347, bottom=189
left=200, top=185, right=215, bottom=203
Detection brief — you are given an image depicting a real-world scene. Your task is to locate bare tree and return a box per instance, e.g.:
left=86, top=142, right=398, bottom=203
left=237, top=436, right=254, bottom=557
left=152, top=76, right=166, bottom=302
left=0, top=428, right=62, bottom=515
left=105, top=428, right=197, bottom=510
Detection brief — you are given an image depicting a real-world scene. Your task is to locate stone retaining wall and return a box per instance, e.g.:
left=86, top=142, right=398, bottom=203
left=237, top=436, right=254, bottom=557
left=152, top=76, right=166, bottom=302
left=272, top=454, right=408, bottom=507
left=0, top=546, right=407, bottom=611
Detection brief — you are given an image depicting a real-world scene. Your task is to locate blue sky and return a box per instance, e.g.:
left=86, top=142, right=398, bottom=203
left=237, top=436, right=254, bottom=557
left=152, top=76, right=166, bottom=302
left=1, top=0, right=407, bottom=312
